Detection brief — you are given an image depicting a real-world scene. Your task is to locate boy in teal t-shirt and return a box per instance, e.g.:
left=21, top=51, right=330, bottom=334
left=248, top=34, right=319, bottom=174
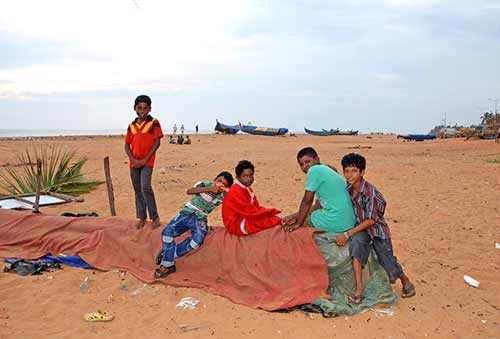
left=283, top=147, right=355, bottom=233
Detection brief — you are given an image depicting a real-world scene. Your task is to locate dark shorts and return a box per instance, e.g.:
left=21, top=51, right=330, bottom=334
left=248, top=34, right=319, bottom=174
left=349, top=230, right=403, bottom=284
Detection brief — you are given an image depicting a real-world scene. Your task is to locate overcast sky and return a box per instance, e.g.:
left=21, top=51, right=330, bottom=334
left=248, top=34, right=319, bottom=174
left=0, top=0, right=499, bottom=133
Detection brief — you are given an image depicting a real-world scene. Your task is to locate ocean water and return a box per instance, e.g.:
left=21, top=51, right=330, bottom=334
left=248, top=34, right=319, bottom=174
left=0, top=129, right=215, bottom=137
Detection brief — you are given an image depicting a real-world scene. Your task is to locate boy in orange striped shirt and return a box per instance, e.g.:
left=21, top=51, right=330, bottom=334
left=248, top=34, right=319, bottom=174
left=125, top=95, right=163, bottom=229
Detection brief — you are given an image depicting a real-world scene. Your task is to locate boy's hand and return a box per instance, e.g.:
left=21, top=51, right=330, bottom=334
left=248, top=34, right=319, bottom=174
left=335, top=233, right=348, bottom=247
left=208, top=186, right=220, bottom=194
left=282, top=214, right=297, bottom=226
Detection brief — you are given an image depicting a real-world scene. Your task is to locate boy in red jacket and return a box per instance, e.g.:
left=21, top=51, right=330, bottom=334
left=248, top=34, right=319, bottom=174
left=222, top=160, right=282, bottom=236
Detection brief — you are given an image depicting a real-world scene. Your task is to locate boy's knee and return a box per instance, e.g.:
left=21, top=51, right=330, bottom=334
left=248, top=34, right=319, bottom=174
left=162, top=225, right=175, bottom=238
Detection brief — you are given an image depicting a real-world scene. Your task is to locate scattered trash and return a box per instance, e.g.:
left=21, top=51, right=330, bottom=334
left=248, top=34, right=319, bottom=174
left=481, top=320, right=487, bottom=324
left=83, top=310, right=114, bottom=322
left=496, top=243, right=500, bottom=250
left=130, top=284, right=147, bottom=297
left=171, top=318, right=209, bottom=333
left=176, top=297, right=200, bottom=310
left=370, top=307, right=394, bottom=317
left=119, top=281, right=128, bottom=291
left=47, top=276, right=54, bottom=280
left=80, top=276, right=89, bottom=293
left=347, top=145, right=372, bottom=149
left=464, top=275, right=480, bottom=288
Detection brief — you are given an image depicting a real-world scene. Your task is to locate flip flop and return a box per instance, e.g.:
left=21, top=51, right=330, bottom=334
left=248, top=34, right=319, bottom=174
left=348, top=294, right=365, bottom=304
left=402, top=283, right=416, bottom=298
left=155, top=251, right=162, bottom=265
left=154, top=265, right=176, bottom=279
left=83, top=310, right=114, bottom=322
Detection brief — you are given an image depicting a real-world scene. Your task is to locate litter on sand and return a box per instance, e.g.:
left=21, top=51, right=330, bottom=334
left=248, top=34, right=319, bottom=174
left=369, top=307, right=395, bottom=317
left=83, top=310, right=114, bottom=322
left=176, top=297, right=200, bottom=310
left=495, top=243, right=500, bottom=250
left=464, top=275, right=480, bottom=288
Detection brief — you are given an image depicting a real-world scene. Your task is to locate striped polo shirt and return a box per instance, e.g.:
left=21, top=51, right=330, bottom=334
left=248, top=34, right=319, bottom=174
left=181, top=181, right=225, bottom=220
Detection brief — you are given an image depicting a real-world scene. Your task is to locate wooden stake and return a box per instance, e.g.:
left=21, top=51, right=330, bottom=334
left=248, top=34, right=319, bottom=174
left=33, top=159, right=42, bottom=213
left=104, top=156, right=116, bottom=216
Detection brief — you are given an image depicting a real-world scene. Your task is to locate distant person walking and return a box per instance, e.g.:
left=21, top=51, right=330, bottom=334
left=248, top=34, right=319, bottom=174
left=181, top=124, right=185, bottom=135
left=195, top=125, right=199, bottom=134
left=173, top=123, right=177, bottom=135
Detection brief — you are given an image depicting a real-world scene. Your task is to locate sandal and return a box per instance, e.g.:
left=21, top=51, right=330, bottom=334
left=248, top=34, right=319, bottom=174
left=402, top=283, right=416, bottom=298
left=84, top=310, right=114, bottom=322
left=151, top=218, right=161, bottom=229
left=136, top=219, right=146, bottom=229
left=154, top=265, right=176, bottom=279
left=348, top=294, right=365, bottom=304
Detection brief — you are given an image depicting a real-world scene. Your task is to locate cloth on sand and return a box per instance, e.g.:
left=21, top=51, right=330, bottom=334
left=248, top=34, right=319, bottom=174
left=222, top=181, right=281, bottom=236
left=0, top=209, right=328, bottom=311
left=310, top=232, right=397, bottom=315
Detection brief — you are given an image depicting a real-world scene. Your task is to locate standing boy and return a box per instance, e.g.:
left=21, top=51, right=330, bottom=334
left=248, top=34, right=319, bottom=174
left=125, top=95, right=163, bottom=229
left=340, top=153, right=415, bottom=303
left=283, top=147, right=356, bottom=234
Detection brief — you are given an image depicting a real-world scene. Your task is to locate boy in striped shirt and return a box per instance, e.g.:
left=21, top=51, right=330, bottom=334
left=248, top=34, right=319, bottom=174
left=154, top=171, right=233, bottom=278
left=339, top=153, right=415, bottom=303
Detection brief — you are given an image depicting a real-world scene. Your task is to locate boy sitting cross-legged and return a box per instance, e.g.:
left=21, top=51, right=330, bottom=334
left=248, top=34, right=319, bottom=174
left=154, top=171, right=234, bottom=278
left=338, top=153, right=415, bottom=303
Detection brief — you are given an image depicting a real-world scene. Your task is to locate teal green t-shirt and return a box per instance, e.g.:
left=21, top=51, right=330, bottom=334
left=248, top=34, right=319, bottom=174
left=305, top=164, right=356, bottom=233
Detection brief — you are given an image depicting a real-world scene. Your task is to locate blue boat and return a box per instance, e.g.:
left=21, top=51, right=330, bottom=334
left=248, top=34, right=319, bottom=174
left=397, top=134, right=437, bottom=141
left=240, top=124, right=288, bottom=136
left=214, top=119, right=240, bottom=134
left=304, top=127, right=338, bottom=136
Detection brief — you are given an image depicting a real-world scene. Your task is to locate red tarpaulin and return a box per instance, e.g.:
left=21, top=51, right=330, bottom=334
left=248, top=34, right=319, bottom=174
left=0, top=210, right=329, bottom=311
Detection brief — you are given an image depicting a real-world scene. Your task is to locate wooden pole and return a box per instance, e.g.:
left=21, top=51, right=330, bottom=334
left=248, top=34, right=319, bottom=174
left=33, top=159, right=42, bottom=213
left=104, top=156, right=116, bottom=216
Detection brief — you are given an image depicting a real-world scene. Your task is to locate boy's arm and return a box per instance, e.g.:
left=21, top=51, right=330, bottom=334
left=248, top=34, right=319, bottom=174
left=283, top=190, right=315, bottom=232
left=137, top=138, right=161, bottom=167
left=335, top=219, right=375, bottom=246
left=124, top=143, right=139, bottom=167
left=282, top=199, right=321, bottom=226
left=187, top=186, right=220, bottom=195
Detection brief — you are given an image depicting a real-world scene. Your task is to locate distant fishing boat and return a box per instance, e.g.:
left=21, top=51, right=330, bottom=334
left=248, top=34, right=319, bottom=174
left=397, top=134, right=437, bottom=141
left=240, top=124, right=288, bottom=136
left=336, top=130, right=359, bottom=135
left=304, top=127, right=338, bottom=136
left=214, top=119, right=240, bottom=134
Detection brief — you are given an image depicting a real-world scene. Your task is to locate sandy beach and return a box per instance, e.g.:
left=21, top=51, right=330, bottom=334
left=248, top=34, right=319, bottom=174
left=0, top=134, right=499, bottom=339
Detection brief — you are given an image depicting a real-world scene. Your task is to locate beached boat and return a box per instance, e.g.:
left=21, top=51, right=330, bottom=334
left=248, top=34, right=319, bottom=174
left=336, top=130, right=359, bottom=135
left=397, top=134, right=437, bottom=141
left=304, top=128, right=338, bottom=136
left=214, top=120, right=240, bottom=134
left=240, top=125, right=288, bottom=136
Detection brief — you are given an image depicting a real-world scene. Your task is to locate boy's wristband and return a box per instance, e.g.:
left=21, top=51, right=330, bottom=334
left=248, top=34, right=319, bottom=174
left=344, top=231, right=350, bottom=239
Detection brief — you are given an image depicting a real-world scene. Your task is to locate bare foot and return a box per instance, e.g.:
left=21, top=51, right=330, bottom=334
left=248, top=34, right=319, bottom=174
left=152, top=217, right=161, bottom=229
left=136, top=219, right=146, bottom=229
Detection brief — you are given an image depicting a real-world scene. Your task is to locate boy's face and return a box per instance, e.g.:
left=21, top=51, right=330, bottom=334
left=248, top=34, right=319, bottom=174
left=214, top=176, right=229, bottom=189
left=237, top=168, right=254, bottom=187
left=343, top=166, right=364, bottom=185
left=134, top=102, right=151, bottom=120
left=298, top=155, right=319, bottom=174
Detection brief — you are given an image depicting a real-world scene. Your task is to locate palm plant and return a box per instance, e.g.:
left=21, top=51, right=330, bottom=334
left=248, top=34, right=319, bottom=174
left=0, top=145, right=103, bottom=196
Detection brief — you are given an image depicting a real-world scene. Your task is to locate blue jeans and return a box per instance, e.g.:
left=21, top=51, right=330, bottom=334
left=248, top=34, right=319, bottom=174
left=161, top=212, right=208, bottom=267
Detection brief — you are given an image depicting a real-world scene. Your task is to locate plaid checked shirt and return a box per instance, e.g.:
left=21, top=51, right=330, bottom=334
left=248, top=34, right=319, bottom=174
left=348, top=178, right=391, bottom=239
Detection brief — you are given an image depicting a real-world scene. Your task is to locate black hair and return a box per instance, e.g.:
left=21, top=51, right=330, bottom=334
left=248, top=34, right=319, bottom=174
left=134, top=95, right=152, bottom=108
left=235, top=160, right=254, bottom=177
left=297, top=147, right=318, bottom=159
left=215, top=171, right=234, bottom=187
left=341, top=153, right=366, bottom=171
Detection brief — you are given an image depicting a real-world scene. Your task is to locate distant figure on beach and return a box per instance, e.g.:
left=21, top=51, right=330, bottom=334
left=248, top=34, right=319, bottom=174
left=124, top=95, right=163, bottom=229
left=173, top=123, right=177, bottom=135
left=168, top=135, right=176, bottom=144
left=222, top=160, right=282, bottom=236
left=180, top=124, right=185, bottom=135
left=184, top=135, right=191, bottom=144
left=195, top=125, right=199, bottom=134
left=176, top=134, right=184, bottom=145
left=341, top=153, right=415, bottom=302
left=154, top=171, right=233, bottom=278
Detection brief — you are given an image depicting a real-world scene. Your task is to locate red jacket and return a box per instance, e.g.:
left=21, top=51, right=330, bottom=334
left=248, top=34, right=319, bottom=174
left=222, top=181, right=282, bottom=236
